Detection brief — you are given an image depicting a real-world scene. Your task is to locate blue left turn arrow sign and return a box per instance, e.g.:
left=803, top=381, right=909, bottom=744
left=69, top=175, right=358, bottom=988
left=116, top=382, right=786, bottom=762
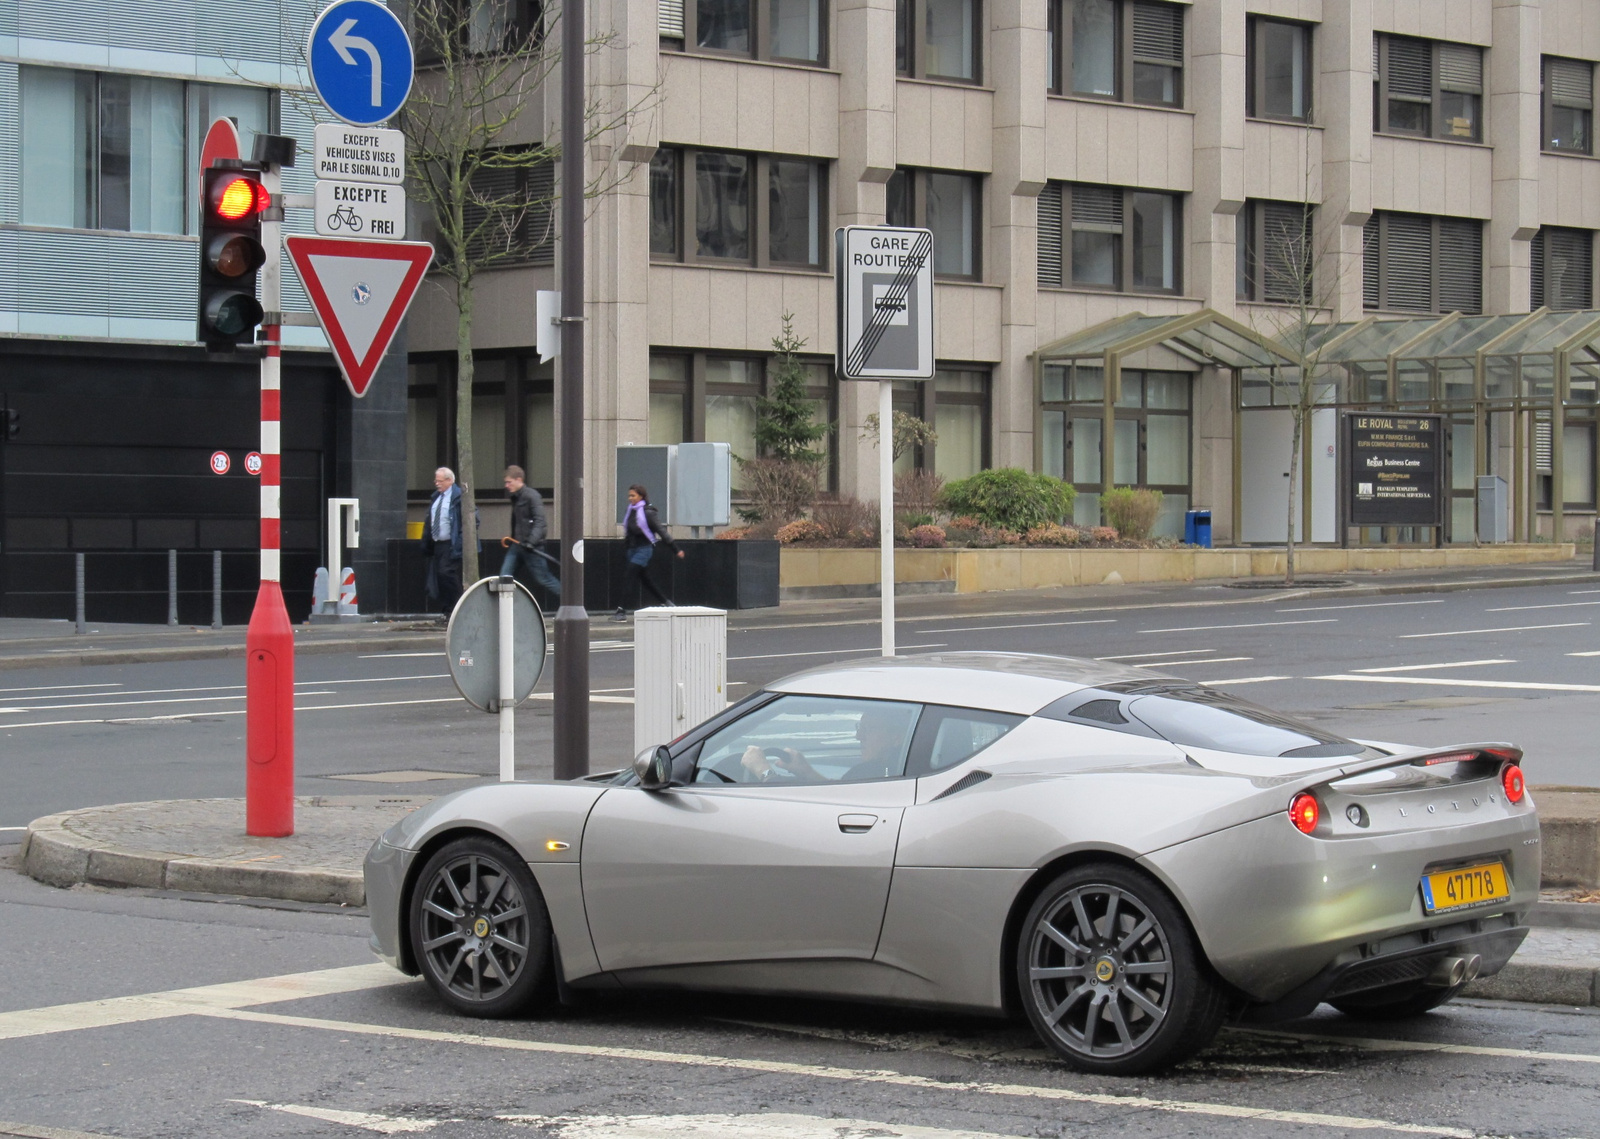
left=307, top=0, right=415, bottom=127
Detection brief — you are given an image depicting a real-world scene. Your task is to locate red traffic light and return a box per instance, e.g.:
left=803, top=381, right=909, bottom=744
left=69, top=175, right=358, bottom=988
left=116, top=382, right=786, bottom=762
left=210, top=175, right=270, bottom=221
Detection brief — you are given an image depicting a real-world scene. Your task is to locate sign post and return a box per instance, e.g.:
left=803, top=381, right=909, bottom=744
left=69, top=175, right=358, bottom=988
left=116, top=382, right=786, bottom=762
left=835, top=225, right=935, bottom=657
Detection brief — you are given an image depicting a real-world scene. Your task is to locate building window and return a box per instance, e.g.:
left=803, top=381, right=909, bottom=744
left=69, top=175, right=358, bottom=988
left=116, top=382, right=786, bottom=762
left=1037, top=182, right=1181, bottom=294
left=897, top=0, right=980, bottom=83
left=885, top=168, right=982, bottom=279
left=1048, top=0, right=1183, bottom=108
left=1237, top=200, right=1313, bottom=304
left=457, top=149, right=556, bottom=266
left=1532, top=227, right=1594, bottom=311
left=888, top=369, right=991, bottom=479
left=1373, top=35, right=1482, bottom=142
left=1246, top=17, right=1311, bottom=122
left=19, top=68, right=267, bottom=235
left=1040, top=364, right=1190, bottom=535
left=650, top=147, right=828, bottom=269
left=417, top=0, right=544, bottom=59
left=649, top=352, right=839, bottom=492
left=1543, top=57, right=1594, bottom=155
left=406, top=353, right=555, bottom=497
left=662, top=0, right=824, bottom=63
left=1362, top=212, right=1482, bottom=314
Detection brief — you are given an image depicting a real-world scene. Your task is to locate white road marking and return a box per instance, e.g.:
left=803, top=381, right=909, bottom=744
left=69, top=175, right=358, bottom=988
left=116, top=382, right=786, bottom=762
left=527, top=693, right=635, bottom=704
left=232, top=1100, right=441, bottom=1134
left=0, top=696, right=467, bottom=730
left=1352, top=659, right=1515, bottom=673
left=0, top=676, right=447, bottom=707
left=1199, top=676, right=1293, bottom=685
left=929, top=620, right=1117, bottom=633
left=1485, top=601, right=1600, bottom=612
left=1399, top=622, right=1590, bottom=638
left=0, top=682, right=121, bottom=695
left=728, top=645, right=947, bottom=662
left=1142, top=619, right=1337, bottom=634
left=1313, top=673, right=1600, bottom=694
left=191, top=1006, right=1475, bottom=1137
left=499, top=1113, right=1037, bottom=1139
left=1098, top=649, right=1216, bottom=660
left=1138, top=656, right=1252, bottom=667
left=0, top=963, right=401, bottom=1043
left=1570, top=650, right=1600, bottom=657
left=359, top=652, right=443, bottom=658
left=1237, top=1026, right=1600, bottom=1067
left=0, top=826, right=26, bottom=837
left=1277, top=600, right=1445, bottom=613
left=0, top=691, right=335, bottom=714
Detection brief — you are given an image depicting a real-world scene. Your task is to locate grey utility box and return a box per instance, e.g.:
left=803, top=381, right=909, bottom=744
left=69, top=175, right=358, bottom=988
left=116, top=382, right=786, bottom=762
left=616, top=445, right=675, bottom=524
left=673, top=442, right=733, bottom=528
left=1476, top=474, right=1508, bottom=542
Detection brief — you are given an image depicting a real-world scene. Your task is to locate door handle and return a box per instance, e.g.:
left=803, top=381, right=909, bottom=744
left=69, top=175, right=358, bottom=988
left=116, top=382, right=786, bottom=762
left=838, top=813, right=877, bottom=834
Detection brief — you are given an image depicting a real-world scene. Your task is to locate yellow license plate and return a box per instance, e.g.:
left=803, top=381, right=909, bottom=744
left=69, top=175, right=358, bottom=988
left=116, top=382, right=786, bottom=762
left=1420, top=862, right=1510, bottom=915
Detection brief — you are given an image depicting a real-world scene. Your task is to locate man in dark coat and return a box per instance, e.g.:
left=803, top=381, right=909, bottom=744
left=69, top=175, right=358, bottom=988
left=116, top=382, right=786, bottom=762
left=499, top=465, right=561, bottom=601
left=420, top=467, right=467, bottom=614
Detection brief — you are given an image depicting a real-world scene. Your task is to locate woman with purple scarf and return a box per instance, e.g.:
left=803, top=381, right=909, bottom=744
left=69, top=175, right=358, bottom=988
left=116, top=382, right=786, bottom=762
left=612, top=484, right=683, bottom=622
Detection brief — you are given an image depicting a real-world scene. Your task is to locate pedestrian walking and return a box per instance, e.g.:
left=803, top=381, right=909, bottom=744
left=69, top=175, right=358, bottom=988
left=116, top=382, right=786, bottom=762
left=499, top=465, right=561, bottom=603
left=612, top=483, right=683, bottom=622
left=420, top=467, right=477, bottom=615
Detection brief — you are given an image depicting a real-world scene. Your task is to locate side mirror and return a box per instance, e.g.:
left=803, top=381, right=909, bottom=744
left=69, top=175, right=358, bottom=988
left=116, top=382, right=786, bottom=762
left=634, top=744, right=674, bottom=791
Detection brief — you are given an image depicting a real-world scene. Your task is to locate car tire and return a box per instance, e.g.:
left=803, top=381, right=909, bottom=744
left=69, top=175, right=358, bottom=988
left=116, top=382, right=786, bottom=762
left=409, top=835, right=555, bottom=1018
left=1017, top=862, right=1226, bottom=1075
left=1329, top=981, right=1465, bottom=1020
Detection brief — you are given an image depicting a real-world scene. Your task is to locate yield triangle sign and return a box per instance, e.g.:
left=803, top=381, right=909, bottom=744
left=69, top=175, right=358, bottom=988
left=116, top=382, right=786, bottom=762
left=286, top=236, right=433, bottom=398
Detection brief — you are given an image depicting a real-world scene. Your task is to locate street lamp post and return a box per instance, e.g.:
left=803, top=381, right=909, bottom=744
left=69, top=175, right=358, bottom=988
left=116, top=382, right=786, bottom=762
left=552, top=0, right=589, bottom=781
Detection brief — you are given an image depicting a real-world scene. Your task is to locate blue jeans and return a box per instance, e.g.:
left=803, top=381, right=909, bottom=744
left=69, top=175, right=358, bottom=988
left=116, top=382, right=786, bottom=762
left=500, top=542, right=561, bottom=600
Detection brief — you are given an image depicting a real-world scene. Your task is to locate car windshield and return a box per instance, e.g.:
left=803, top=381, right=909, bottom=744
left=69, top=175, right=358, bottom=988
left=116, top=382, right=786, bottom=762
left=1123, top=686, right=1362, bottom=758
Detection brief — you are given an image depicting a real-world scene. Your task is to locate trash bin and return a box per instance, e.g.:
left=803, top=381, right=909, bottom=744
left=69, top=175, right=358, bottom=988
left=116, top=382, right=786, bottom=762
left=1184, top=509, right=1213, bottom=548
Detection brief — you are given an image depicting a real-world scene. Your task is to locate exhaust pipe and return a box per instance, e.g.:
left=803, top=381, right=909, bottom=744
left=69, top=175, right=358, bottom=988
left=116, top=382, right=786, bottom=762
left=1427, top=954, right=1482, bottom=988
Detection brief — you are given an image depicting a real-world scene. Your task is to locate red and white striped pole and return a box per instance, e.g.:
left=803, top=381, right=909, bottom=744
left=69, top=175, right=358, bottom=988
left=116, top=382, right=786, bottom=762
left=246, top=159, right=295, bottom=837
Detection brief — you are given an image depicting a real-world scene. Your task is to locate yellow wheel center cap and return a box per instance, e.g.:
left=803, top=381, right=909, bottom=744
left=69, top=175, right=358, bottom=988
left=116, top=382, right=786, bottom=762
left=1094, top=958, right=1117, bottom=983
left=473, top=917, right=491, bottom=938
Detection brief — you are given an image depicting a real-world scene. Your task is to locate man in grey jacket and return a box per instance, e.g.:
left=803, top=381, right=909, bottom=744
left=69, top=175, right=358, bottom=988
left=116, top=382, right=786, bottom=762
left=499, top=465, right=561, bottom=601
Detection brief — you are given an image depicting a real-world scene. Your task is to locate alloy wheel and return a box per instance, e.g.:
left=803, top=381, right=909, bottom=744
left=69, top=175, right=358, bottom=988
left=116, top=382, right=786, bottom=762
left=416, top=851, right=533, bottom=1004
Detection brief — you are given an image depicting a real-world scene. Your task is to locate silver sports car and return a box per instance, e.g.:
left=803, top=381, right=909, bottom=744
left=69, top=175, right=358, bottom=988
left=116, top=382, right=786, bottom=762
left=364, top=652, right=1538, bottom=1074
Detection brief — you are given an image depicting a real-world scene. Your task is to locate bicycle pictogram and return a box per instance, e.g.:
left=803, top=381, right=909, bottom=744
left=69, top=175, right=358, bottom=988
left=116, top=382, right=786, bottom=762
left=326, top=203, right=364, bottom=232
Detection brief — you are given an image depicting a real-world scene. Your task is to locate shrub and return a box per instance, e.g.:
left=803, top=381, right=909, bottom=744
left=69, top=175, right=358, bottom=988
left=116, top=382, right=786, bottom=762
left=736, top=457, right=820, bottom=525
left=1090, top=526, right=1119, bottom=543
left=1100, top=486, right=1163, bottom=541
left=1023, top=522, right=1081, bottom=547
left=812, top=496, right=878, bottom=545
left=775, top=518, right=826, bottom=544
left=908, top=524, right=947, bottom=548
left=940, top=468, right=1076, bottom=533
left=894, top=470, right=944, bottom=516
left=715, top=526, right=753, bottom=540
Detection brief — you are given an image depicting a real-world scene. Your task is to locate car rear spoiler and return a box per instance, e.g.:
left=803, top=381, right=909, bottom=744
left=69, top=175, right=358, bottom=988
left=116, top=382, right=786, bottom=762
left=1312, top=742, right=1523, bottom=786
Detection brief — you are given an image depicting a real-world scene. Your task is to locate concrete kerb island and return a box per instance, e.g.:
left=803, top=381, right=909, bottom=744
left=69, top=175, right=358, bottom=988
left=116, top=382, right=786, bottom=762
left=779, top=543, right=1577, bottom=598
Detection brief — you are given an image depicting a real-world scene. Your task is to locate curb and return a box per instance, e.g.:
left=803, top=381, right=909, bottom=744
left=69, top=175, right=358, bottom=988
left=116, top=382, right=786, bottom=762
left=0, top=632, right=446, bottom=673
left=21, top=812, right=364, bottom=907
left=1465, top=961, right=1600, bottom=1007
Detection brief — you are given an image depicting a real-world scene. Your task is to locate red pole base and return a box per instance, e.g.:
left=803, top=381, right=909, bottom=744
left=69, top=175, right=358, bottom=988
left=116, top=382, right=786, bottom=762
left=246, top=580, right=295, bottom=836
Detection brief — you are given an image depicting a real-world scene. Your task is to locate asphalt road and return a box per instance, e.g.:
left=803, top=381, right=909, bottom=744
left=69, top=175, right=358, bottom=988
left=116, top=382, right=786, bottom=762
left=1, top=846, right=1598, bottom=1139
left=3, top=576, right=1599, bottom=828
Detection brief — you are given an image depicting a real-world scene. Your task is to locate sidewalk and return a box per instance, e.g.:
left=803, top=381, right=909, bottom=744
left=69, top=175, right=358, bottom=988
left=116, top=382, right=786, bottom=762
left=2, top=555, right=1595, bottom=672
left=15, top=795, right=1600, bottom=1009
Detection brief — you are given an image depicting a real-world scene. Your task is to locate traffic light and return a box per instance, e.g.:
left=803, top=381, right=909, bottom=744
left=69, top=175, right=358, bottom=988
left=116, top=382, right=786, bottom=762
left=198, top=167, right=269, bottom=351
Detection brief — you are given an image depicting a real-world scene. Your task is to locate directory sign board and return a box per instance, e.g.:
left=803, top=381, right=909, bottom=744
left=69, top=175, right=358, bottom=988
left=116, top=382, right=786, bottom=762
left=835, top=226, right=935, bottom=380
left=1341, top=413, right=1445, bottom=527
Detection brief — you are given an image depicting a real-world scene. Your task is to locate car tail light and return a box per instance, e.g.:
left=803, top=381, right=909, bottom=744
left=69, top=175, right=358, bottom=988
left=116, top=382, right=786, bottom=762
left=1289, top=792, right=1320, bottom=834
left=1501, top=763, right=1525, bottom=804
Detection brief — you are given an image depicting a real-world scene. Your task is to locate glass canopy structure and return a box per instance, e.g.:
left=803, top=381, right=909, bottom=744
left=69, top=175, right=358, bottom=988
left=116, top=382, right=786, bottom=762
left=1035, top=308, right=1600, bottom=543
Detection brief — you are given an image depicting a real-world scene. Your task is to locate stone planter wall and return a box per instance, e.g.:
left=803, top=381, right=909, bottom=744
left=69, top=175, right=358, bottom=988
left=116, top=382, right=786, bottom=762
left=778, top=543, right=1578, bottom=598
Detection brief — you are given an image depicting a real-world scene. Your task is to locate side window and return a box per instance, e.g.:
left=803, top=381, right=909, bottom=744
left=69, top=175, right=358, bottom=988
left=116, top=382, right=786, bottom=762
left=907, top=705, right=1025, bottom=776
left=692, top=695, right=922, bottom=785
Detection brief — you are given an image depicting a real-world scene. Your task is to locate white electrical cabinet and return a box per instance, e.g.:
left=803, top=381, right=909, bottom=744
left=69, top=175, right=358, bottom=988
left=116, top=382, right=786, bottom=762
left=633, top=606, right=728, bottom=754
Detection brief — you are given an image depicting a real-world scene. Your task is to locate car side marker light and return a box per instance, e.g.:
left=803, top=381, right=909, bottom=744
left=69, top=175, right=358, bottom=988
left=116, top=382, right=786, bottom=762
left=1500, top=764, right=1525, bottom=804
left=545, top=840, right=571, bottom=851
left=1289, top=792, right=1320, bottom=835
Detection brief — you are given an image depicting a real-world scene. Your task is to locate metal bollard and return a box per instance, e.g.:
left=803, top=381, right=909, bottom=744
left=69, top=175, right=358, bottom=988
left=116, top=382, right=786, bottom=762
left=167, top=548, right=179, bottom=626
left=74, top=553, right=86, bottom=635
left=212, top=549, right=223, bottom=630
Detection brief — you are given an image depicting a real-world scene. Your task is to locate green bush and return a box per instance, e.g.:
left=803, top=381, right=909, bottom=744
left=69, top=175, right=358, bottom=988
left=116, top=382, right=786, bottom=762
left=939, top=468, right=1076, bottom=533
left=1100, top=486, right=1163, bottom=541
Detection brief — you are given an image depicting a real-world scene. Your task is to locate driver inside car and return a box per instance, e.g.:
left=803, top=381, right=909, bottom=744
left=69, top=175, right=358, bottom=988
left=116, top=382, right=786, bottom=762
left=739, top=704, right=910, bottom=784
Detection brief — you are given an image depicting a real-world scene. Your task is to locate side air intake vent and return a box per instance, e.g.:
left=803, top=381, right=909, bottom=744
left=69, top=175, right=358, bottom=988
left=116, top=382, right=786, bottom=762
left=934, top=770, right=992, bottom=800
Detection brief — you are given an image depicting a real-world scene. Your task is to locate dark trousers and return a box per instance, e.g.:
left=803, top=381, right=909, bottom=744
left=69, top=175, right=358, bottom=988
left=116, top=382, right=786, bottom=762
left=428, top=547, right=463, bottom=615
left=501, top=543, right=562, bottom=601
left=622, top=547, right=672, bottom=610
